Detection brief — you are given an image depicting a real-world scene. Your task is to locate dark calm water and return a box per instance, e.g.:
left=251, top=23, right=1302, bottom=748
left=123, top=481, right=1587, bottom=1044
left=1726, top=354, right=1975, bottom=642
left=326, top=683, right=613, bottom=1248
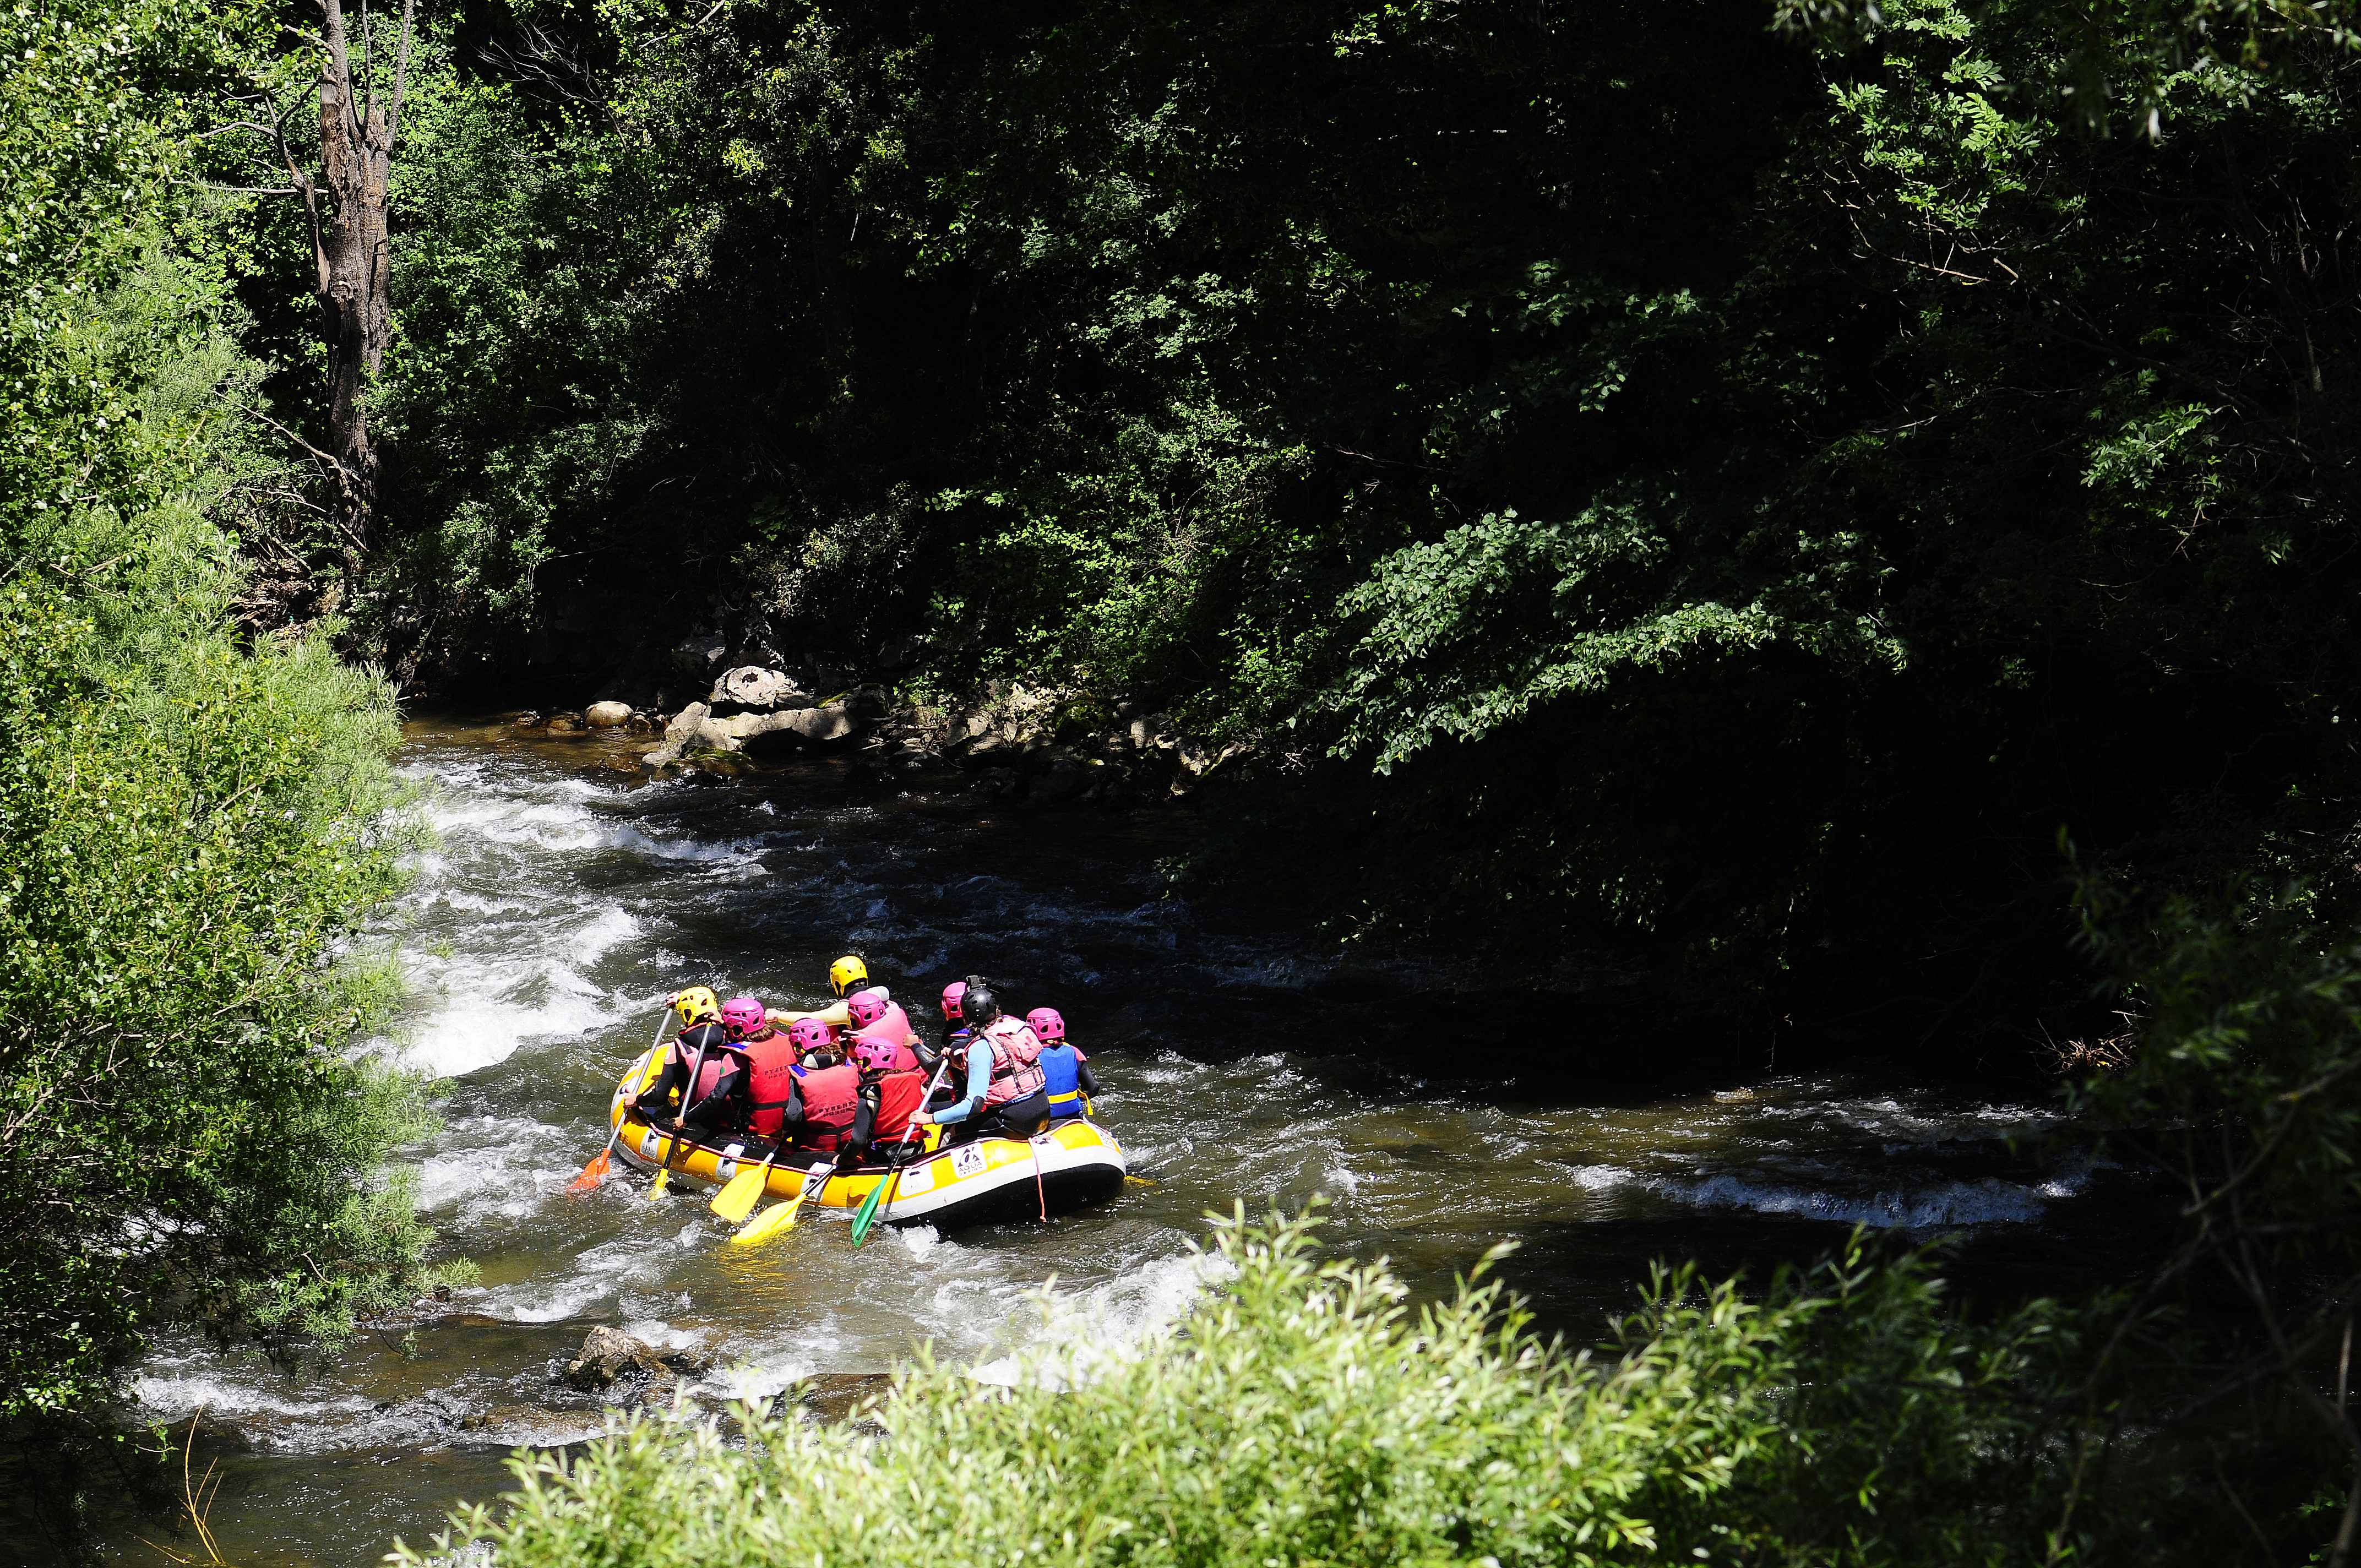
left=85, top=718, right=2118, bottom=1566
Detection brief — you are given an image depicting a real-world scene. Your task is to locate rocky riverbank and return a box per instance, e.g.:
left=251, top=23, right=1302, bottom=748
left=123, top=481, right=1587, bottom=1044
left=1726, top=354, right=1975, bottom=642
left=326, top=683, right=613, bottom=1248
left=505, top=663, right=1261, bottom=808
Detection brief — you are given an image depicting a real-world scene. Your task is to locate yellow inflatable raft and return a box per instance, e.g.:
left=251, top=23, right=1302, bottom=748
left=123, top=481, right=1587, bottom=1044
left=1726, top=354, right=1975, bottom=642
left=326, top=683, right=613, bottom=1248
left=606, top=1049, right=1129, bottom=1230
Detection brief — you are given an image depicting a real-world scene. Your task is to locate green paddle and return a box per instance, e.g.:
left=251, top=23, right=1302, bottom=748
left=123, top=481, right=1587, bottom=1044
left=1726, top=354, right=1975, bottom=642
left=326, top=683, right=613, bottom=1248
left=851, top=1059, right=950, bottom=1247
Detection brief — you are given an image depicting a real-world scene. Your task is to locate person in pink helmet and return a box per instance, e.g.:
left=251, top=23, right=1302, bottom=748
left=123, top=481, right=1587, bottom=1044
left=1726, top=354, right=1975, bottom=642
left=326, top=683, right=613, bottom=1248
left=1027, top=1006, right=1099, bottom=1119
left=845, top=986, right=923, bottom=1072
left=909, top=983, right=1051, bottom=1141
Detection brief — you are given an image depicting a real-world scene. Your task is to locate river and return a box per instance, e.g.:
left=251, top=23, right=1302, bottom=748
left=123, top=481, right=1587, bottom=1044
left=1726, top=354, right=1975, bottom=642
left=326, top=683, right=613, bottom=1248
left=85, top=718, right=2123, bottom=1565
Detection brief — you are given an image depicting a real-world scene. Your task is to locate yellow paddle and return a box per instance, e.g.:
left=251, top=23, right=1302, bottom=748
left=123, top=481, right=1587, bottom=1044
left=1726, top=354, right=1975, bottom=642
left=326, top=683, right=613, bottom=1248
left=729, top=1161, right=833, bottom=1246
left=709, top=1145, right=780, bottom=1223
left=648, top=1125, right=679, bottom=1201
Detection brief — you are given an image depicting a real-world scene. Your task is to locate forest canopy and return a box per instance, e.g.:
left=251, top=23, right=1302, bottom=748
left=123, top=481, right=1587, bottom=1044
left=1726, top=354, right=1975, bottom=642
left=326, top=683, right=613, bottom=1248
left=335, top=0, right=2361, bottom=1049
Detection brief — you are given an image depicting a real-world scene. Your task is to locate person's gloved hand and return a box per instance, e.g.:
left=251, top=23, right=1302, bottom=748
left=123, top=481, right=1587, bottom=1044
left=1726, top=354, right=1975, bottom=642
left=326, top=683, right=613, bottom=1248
left=833, top=1145, right=866, bottom=1174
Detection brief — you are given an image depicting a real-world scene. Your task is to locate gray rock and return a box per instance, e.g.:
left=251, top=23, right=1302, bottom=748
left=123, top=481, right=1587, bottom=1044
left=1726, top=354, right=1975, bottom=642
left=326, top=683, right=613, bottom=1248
left=672, top=629, right=727, bottom=674
left=734, top=705, right=855, bottom=758
left=663, top=701, right=712, bottom=744
left=709, top=666, right=812, bottom=712
left=584, top=700, right=633, bottom=728
left=564, top=1326, right=668, bottom=1391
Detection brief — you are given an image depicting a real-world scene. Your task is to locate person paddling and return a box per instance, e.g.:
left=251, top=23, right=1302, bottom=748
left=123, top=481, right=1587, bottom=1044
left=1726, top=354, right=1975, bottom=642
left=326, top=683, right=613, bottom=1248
left=774, top=1032, right=863, bottom=1158
left=909, top=983, right=1052, bottom=1142
left=633, top=988, right=748, bottom=1139
left=1028, top=1007, right=1099, bottom=1119
left=725, top=997, right=806, bottom=1148
left=831, top=1036, right=933, bottom=1170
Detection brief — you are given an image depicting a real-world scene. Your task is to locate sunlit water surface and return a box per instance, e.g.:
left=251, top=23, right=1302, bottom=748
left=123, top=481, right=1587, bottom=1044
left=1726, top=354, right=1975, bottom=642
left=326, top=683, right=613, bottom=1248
left=83, top=719, right=2126, bottom=1565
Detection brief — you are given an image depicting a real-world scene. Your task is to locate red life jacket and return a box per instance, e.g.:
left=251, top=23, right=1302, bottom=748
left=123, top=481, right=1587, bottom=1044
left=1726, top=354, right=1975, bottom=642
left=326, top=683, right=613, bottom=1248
left=981, top=1016, right=1047, bottom=1108
left=790, top=1060, right=862, bottom=1150
left=869, top=1069, right=929, bottom=1146
left=741, top=1030, right=802, bottom=1139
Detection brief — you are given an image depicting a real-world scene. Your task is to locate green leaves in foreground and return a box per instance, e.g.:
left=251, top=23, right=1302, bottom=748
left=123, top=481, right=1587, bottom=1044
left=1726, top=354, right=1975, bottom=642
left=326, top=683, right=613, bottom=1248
left=411, top=1208, right=2068, bottom=1568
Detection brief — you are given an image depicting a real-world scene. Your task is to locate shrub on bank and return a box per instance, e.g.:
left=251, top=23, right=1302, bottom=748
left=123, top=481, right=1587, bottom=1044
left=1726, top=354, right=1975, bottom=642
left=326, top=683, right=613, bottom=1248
left=410, top=1209, right=2073, bottom=1568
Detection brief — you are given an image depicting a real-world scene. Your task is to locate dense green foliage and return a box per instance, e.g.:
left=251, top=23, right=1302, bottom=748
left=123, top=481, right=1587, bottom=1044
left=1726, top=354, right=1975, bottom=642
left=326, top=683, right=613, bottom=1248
left=0, top=0, right=430, bottom=1476
left=6, top=0, right=2360, bottom=1553
left=410, top=1158, right=2352, bottom=1565
left=358, top=0, right=2361, bottom=1041
left=410, top=1211, right=2089, bottom=1567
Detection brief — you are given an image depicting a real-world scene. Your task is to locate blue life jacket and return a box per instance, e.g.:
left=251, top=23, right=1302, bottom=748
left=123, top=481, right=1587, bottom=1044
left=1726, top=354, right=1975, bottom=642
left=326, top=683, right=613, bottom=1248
left=1040, top=1043, right=1085, bottom=1112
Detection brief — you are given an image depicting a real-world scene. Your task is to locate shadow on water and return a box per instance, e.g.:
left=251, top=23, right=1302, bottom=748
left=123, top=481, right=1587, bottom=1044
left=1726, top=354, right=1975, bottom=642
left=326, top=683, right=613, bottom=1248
left=57, top=716, right=2154, bottom=1566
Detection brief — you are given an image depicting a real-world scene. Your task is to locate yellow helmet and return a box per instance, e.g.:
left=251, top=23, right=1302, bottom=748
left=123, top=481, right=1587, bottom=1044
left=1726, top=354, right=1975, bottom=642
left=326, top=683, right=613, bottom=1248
left=672, top=986, right=720, bottom=1023
left=828, top=955, right=869, bottom=997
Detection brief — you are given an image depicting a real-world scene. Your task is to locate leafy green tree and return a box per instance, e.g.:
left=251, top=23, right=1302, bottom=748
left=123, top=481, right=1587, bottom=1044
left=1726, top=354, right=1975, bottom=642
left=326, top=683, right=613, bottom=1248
left=1, top=0, right=436, bottom=1534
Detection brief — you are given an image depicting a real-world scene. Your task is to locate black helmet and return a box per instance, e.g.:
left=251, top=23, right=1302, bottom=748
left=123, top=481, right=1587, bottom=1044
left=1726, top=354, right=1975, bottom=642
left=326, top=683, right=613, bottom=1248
left=962, top=983, right=1003, bottom=1025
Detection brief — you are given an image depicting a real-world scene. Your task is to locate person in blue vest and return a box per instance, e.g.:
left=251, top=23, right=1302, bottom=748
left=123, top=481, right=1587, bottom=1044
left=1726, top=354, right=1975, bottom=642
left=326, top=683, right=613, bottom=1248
left=1026, top=1007, right=1099, bottom=1119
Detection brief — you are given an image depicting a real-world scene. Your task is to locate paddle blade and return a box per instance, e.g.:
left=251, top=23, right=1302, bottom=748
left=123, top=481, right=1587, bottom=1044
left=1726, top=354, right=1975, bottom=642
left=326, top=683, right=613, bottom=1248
left=728, top=1190, right=806, bottom=1248
left=708, top=1163, right=770, bottom=1223
left=565, top=1149, right=612, bottom=1194
left=648, top=1166, right=670, bottom=1201
left=848, top=1179, right=889, bottom=1248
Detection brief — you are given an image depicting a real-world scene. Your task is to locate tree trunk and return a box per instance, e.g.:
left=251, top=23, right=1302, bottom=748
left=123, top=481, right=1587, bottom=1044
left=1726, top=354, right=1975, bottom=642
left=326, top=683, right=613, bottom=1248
left=309, top=0, right=411, bottom=557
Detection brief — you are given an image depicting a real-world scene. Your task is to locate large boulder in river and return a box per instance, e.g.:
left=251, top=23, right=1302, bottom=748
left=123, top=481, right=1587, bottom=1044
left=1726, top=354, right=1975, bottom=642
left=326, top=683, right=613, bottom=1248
left=725, top=705, right=855, bottom=756
left=584, top=700, right=634, bottom=728
left=709, top=666, right=815, bottom=713
left=562, top=1326, right=710, bottom=1392
left=643, top=699, right=855, bottom=766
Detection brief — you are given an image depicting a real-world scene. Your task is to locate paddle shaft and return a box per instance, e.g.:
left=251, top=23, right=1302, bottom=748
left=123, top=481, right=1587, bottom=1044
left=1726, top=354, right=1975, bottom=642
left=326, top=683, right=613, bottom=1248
left=571, top=1003, right=677, bottom=1190
left=853, top=1058, right=951, bottom=1245
left=650, top=1015, right=709, bottom=1197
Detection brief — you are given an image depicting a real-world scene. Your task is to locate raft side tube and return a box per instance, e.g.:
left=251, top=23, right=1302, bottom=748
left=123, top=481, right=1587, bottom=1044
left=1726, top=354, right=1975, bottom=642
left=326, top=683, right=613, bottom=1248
left=606, top=1060, right=1125, bottom=1230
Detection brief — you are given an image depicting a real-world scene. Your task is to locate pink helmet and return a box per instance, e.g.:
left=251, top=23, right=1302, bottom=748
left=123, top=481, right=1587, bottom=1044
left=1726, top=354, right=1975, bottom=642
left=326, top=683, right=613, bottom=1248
left=849, top=1035, right=900, bottom=1075
left=787, top=1018, right=834, bottom=1054
left=846, top=988, right=889, bottom=1030
left=1026, top=1006, right=1065, bottom=1043
left=721, top=997, right=765, bottom=1037
left=941, top=980, right=967, bottom=1020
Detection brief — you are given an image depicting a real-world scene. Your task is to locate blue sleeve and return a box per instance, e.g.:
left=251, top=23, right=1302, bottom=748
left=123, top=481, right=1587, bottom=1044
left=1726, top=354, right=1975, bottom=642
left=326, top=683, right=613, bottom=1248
left=932, top=1040, right=995, bottom=1124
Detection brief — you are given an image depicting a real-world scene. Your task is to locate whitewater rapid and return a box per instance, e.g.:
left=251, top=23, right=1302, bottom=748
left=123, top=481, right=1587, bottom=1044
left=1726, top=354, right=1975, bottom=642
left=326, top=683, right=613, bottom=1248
left=100, top=720, right=2111, bottom=1564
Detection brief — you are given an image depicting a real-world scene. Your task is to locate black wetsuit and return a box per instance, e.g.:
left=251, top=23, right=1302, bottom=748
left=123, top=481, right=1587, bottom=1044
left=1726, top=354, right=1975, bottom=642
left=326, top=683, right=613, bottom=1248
left=635, top=1021, right=748, bottom=1137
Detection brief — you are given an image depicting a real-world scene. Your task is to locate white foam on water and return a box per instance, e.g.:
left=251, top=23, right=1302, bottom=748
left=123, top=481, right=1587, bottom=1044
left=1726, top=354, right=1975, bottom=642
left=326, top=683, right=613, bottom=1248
left=132, top=1370, right=379, bottom=1425
left=974, top=1249, right=1239, bottom=1391
left=477, top=1238, right=661, bottom=1323
left=1655, top=1172, right=2053, bottom=1228
left=702, top=1352, right=824, bottom=1404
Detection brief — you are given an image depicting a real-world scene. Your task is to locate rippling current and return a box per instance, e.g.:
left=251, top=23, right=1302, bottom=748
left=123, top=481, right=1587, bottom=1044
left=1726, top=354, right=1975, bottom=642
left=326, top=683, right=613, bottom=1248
left=85, top=719, right=2128, bottom=1566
